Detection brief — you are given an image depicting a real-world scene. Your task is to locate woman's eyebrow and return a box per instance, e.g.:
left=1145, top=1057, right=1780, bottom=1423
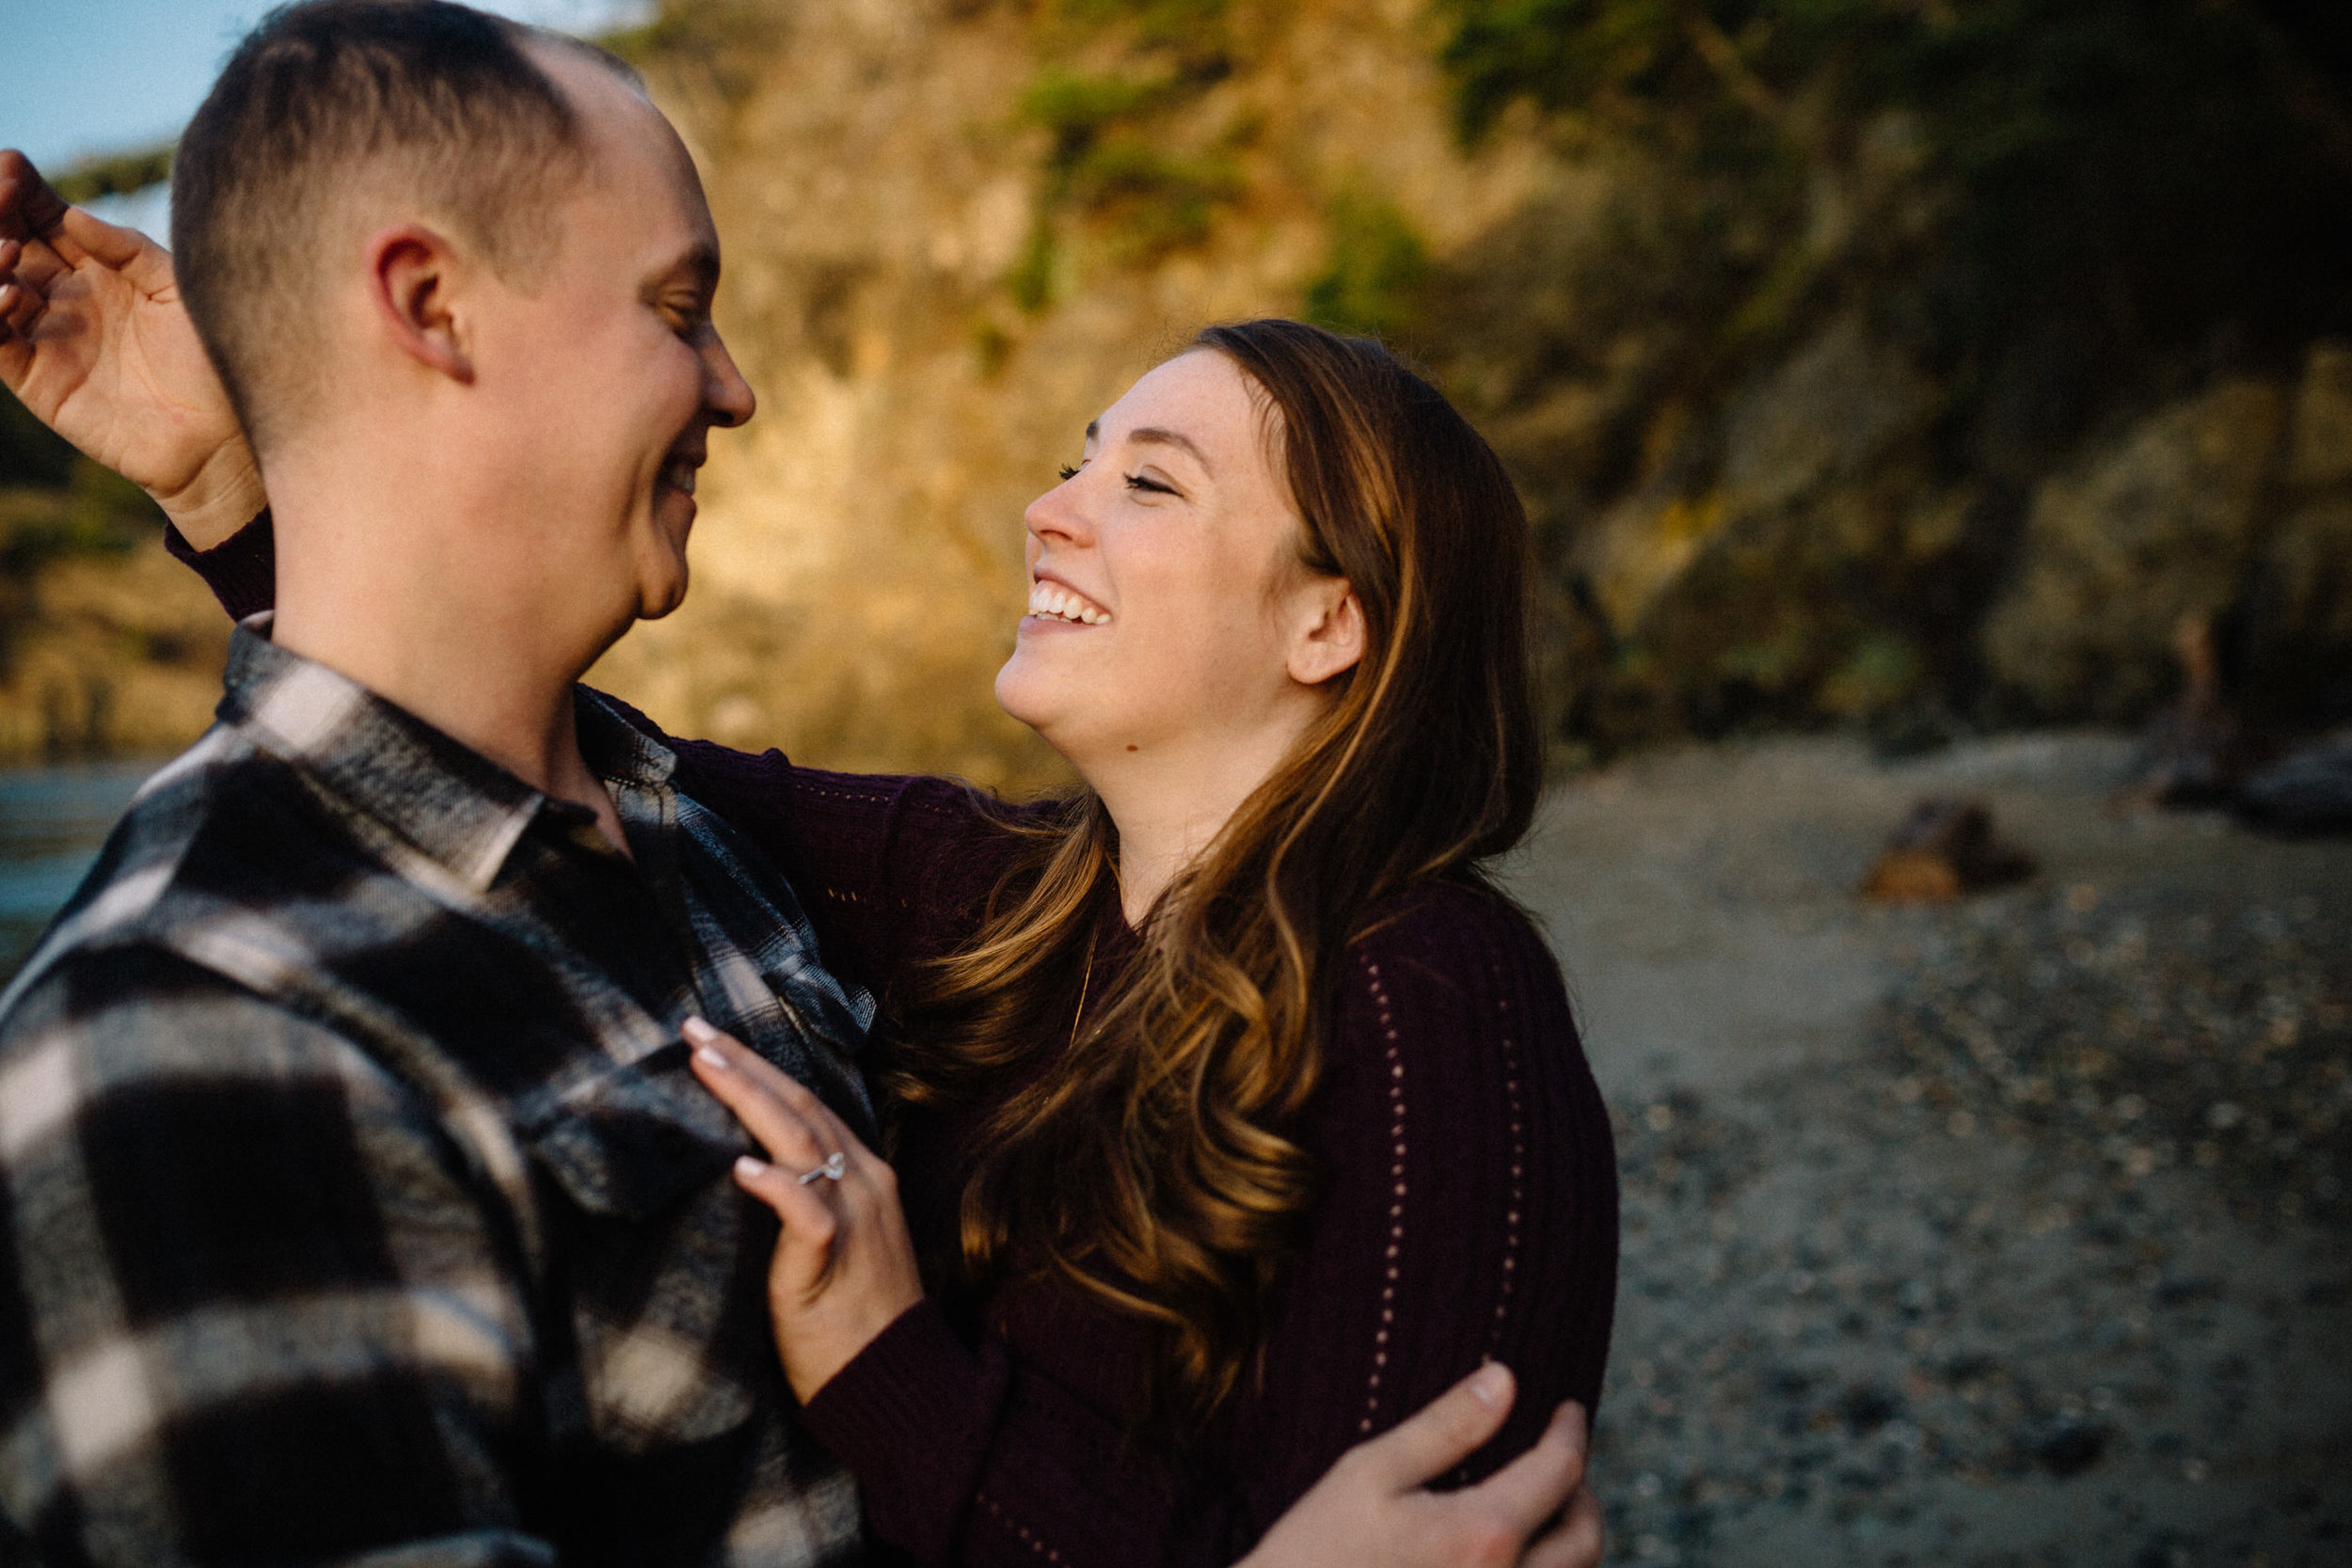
left=1123, top=426, right=1213, bottom=474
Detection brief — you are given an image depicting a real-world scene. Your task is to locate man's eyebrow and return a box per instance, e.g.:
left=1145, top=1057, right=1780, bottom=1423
left=652, top=243, right=722, bottom=296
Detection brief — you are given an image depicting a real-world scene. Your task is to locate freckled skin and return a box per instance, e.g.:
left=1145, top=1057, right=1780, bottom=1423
left=996, top=351, right=1324, bottom=771
left=993, top=349, right=1365, bottom=917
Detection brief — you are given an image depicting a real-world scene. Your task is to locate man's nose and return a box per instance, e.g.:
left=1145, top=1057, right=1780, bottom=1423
left=703, top=331, right=755, bottom=428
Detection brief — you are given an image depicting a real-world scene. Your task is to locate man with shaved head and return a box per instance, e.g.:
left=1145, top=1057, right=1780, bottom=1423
left=0, top=6, right=858, bottom=1560
left=0, top=3, right=1602, bottom=1563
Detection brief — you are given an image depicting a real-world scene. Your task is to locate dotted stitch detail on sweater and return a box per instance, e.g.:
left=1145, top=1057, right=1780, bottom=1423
left=1361, top=956, right=1406, bottom=1434
left=796, top=784, right=890, bottom=804
left=977, top=1491, right=1062, bottom=1563
left=1486, top=961, right=1526, bottom=1354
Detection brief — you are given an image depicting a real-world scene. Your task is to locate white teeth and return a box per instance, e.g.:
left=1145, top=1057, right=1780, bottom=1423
left=1027, top=580, right=1108, bottom=624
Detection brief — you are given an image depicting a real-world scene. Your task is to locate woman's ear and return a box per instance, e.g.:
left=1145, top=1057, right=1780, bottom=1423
left=366, top=223, right=474, bottom=384
left=1287, top=578, right=1366, bottom=688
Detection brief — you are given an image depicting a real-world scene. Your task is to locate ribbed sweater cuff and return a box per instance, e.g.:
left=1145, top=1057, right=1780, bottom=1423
left=165, top=510, right=276, bottom=621
left=801, top=1298, right=993, bottom=1562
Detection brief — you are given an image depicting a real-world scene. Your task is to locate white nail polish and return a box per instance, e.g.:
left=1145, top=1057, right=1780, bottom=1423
left=696, top=1045, right=728, bottom=1069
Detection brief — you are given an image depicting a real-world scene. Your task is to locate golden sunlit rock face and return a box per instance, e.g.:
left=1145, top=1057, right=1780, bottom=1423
left=583, top=0, right=1547, bottom=792
left=0, top=529, right=230, bottom=761
left=577, top=0, right=2352, bottom=781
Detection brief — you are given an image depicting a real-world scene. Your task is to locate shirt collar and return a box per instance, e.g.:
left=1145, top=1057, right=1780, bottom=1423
left=216, top=614, right=560, bottom=894
left=574, top=688, right=678, bottom=791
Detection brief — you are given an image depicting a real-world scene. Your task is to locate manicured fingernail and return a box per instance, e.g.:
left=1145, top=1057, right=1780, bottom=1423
left=681, top=1016, right=719, bottom=1044
left=736, top=1154, right=769, bottom=1180
left=695, top=1045, right=728, bottom=1069
left=1470, top=1362, right=1511, bottom=1407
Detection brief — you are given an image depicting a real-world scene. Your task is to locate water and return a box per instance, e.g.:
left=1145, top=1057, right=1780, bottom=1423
left=0, top=759, right=158, bottom=985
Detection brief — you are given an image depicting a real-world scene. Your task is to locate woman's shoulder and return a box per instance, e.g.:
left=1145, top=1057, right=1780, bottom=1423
left=1324, top=877, right=1579, bottom=1080
left=1343, top=877, right=1564, bottom=997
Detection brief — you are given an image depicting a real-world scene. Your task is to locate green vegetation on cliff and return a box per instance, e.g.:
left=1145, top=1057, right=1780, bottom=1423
left=1419, top=0, right=2352, bottom=746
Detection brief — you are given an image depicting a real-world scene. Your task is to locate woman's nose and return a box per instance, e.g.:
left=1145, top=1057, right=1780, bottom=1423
left=1024, top=475, right=1092, bottom=547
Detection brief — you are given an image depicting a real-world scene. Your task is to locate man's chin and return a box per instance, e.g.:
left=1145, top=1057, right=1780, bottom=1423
left=639, top=563, right=691, bottom=621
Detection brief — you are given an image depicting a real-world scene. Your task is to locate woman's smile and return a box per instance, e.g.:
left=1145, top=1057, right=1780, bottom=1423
left=1023, top=575, right=1113, bottom=626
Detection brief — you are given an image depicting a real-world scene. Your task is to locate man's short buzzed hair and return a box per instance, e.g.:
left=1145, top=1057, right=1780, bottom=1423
left=170, top=0, right=643, bottom=450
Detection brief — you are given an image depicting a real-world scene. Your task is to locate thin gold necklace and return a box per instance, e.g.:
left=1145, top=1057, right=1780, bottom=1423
left=1069, top=927, right=1098, bottom=1053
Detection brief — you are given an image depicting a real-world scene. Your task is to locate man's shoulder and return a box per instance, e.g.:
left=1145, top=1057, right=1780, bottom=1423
left=0, top=723, right=363, bottom=1027
left=0, top=935, right=384, bottom=1091
left=0, top=740, right=492, bottom=1180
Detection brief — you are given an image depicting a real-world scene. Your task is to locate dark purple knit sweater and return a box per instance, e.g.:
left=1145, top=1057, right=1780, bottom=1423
left=173, top=516, right=1618, bottom=1568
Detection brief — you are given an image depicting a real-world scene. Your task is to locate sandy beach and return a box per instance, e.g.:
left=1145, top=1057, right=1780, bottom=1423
left=1502, top=733, right=2350, bottom=1566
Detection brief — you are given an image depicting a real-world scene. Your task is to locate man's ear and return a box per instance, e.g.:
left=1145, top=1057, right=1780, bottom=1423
left=366, top=224, right=474, bottom=384
left=1287, top=578, right=1366, bottom=688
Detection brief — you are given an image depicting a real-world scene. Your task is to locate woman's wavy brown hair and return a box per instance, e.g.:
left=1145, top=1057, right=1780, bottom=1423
left=882, top=319, right=1541, bottom=1433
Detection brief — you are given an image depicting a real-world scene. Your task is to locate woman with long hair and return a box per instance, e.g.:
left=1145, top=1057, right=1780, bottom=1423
left=673, top=319, right=1618, bottom=1564
left=0, top=151, right=1614, bottom=1565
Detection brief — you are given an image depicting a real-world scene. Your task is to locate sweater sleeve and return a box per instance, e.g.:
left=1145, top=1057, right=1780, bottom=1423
left=1234, top=888, right=1618, bottom=1503
left=667, top=747, right=1030, bottom=1006
left=800, top=882, right=1620, bottom=1568
left=162, top=511, right=1029, bottom=1002
left=599, top=705, right=1026, bottom=1006
left=166, top=512, right=277, bottom=621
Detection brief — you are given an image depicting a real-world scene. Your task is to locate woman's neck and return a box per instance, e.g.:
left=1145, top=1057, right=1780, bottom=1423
left=1082, top=718, right=1315, bottom=926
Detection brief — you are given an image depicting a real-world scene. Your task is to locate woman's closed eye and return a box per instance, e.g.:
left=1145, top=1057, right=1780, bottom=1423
left=1125, top=472, right=1178, bottom=497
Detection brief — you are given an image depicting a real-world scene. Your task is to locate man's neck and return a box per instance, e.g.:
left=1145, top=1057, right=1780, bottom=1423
left=264, top=485, right=633, bottom=853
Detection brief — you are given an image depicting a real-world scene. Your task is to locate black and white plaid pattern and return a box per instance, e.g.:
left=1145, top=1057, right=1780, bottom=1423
left=0, top=621, right=874, bottom=1566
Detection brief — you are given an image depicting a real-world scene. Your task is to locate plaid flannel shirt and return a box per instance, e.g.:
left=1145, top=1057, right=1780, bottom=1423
left=0, top=621, right=877, bottom=1566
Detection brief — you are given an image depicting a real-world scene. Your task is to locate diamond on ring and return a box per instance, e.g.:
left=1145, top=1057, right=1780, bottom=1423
left=796, top=1151, right=847, bottom=1185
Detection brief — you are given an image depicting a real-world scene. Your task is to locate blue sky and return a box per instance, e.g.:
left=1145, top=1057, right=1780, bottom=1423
left=0, top=0, right=654, bottom=170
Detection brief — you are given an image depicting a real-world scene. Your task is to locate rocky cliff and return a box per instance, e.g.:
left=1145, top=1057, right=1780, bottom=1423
left=8, top=0, right=2348, bottom=778
left=0, top=392, right=228, bottom=762
left=586, top=0, right=1557, bottom=788
left=582, top=0, right=2352, bottom=784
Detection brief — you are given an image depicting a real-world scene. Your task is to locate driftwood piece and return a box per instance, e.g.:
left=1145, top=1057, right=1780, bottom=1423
left=1862, top=797, right=2038, bottom=904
